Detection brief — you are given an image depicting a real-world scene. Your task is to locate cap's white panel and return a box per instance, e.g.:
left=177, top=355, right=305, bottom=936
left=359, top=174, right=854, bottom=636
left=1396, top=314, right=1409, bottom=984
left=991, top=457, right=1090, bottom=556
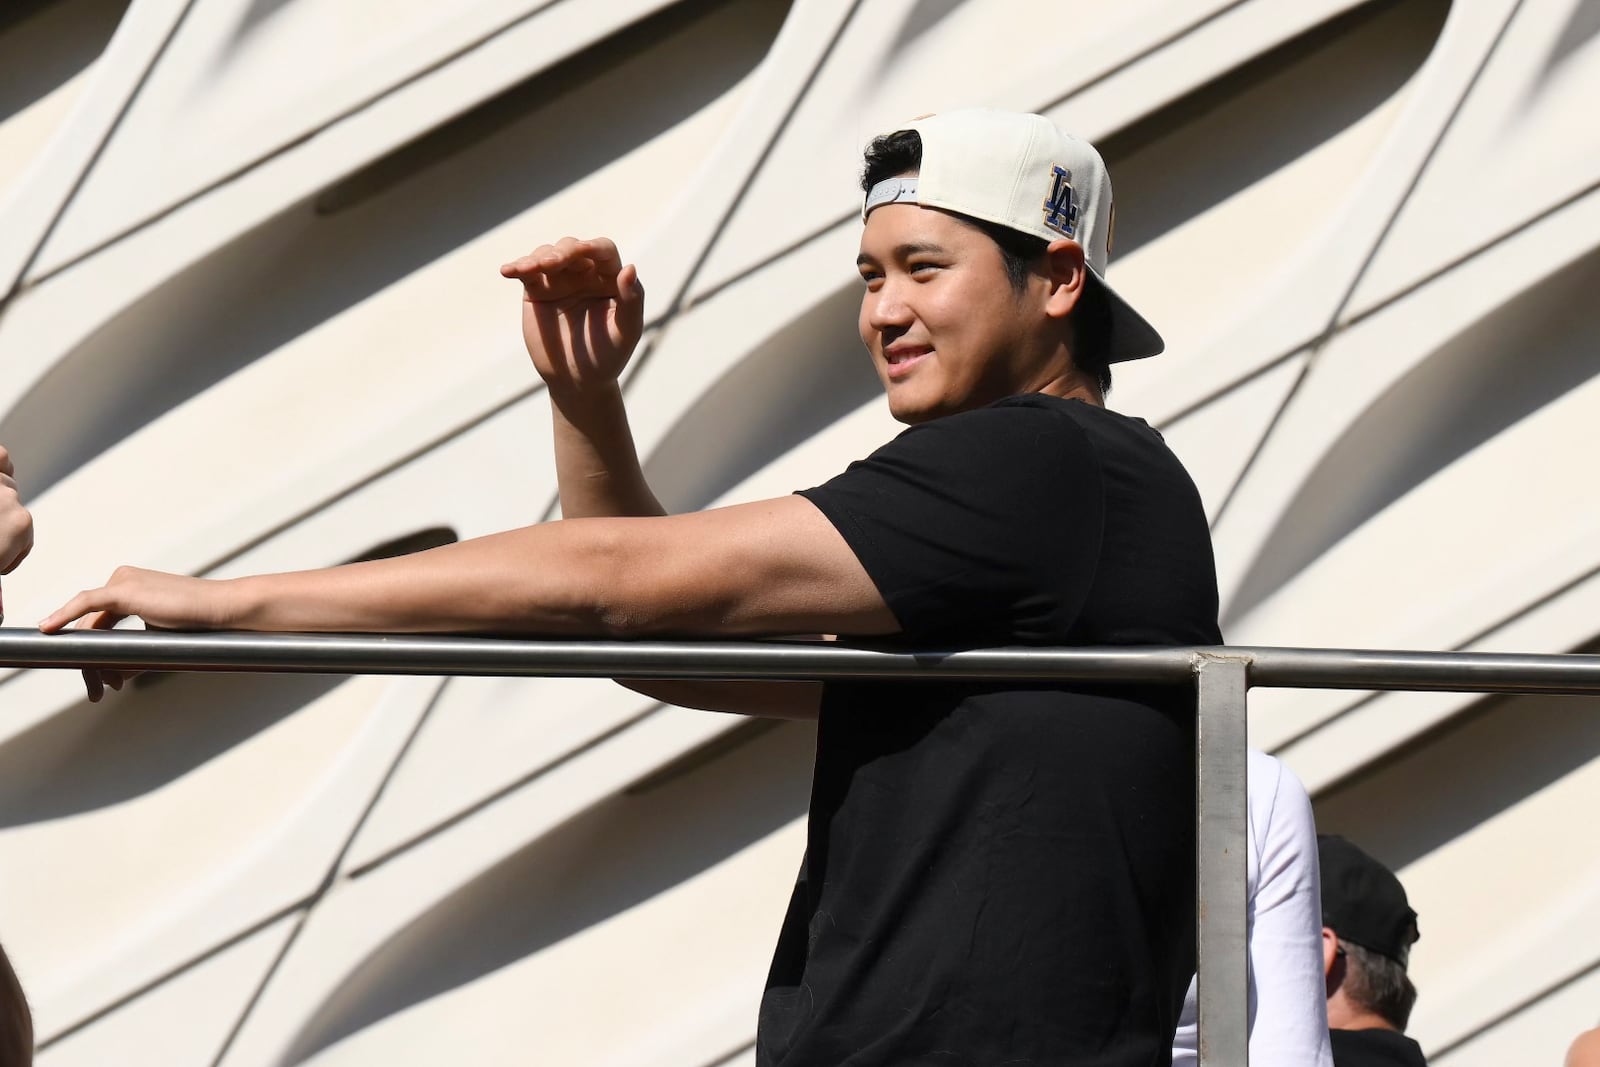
left=3, top=0, right=1600, bottom=1062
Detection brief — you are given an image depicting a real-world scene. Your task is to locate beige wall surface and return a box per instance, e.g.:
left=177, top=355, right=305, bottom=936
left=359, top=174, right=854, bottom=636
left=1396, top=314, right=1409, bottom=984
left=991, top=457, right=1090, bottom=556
left=1, top=0, right=1598, bottom=1063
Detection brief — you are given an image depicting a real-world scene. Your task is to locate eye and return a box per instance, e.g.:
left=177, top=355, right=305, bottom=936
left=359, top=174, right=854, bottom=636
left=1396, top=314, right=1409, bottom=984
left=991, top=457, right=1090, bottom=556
left=908, top=260, right=942, bottom=276
left=858, top=268, right=883, bottom=289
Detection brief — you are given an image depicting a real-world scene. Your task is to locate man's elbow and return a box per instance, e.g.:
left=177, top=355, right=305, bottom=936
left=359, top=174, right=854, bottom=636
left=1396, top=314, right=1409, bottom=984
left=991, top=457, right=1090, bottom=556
left=582, top=526, right=691, bottom=638
left=588, top=534, right=740, bottom=639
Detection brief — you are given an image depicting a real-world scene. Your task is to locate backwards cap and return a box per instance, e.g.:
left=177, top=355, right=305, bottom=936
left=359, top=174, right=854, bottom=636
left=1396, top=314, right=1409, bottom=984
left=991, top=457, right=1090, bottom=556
left=862, top=109, right=1163, bottom=363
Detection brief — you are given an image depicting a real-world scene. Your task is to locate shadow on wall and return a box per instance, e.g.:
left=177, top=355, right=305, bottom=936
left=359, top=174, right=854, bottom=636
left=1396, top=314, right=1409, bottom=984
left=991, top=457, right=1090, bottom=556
left=1097, top=0, right=1450, bottom=259
left=0, top=526, right=451, bottom=827
left=1547, top=0, right=1600, bottom=71
left=277, top=718, right=813, bottom=1064
left=0, top=0, right=795, bottom=495
left=643, top=283, right=878, bottom=512
left=894, top=0, right=967, bottom=47
left=1313, top=636, right=1600, bottom=871
left=0, top=0, right=129, bottom=126
left=1226, top=245, right=1600, bottom=622
left=0, top=672, right=351, bottom=827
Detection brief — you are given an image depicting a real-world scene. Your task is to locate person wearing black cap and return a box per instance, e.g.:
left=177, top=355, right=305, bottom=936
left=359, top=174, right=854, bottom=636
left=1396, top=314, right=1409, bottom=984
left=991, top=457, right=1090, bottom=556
left=1319, top=834, right=1427, bottom=1067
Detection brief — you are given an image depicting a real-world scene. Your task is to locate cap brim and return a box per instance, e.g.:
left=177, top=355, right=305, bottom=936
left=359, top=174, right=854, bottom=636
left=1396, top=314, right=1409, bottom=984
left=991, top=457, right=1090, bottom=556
left=1088, top=267, right=1164, bottom=363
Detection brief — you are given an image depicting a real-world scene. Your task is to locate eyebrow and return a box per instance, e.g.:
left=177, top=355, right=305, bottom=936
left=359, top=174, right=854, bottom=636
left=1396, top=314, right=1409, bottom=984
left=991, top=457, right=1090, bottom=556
left=856, top=241, right=948, bottom=267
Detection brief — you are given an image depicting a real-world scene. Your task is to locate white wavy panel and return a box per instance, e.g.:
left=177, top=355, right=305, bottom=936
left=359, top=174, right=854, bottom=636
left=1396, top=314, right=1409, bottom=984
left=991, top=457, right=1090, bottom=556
left=0, top=673, right=433, bottom=1041
left=0, top=0, right=128, bottom=202
left=0, top=0, right=183, bottom=294
left=1313, top=685, right=1600, bottom=1059
left=1217, top=180, right=1600, bottom=633
left=1242, top=316, right=1600, bottom=755
left=1431, top=963, right=1600, bottom=1067
left=36, top=914, right=297, bottom=1067
left=1278, top=564, right=1600, bottom=794
left=1110, top=0, right=1517, bottom=423
left=694, top=0, right=1254, bottom=297
left=1349, top=0, right=1600, bottom=315
left=0, top=0, right=787, bottom=631
left=215, top=715, right=810, bottom=1067
left=30, top=0, right=681, bottom=271
left=630, top=228, right=893, bottom=514
left=1157, top=356, right=1304, bottom=522
left=1098, top=0, right=1449, bottom=410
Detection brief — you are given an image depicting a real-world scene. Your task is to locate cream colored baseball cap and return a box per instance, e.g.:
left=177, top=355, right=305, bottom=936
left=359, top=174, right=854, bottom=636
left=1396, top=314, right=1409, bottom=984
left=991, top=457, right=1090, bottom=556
left=862, top=109, right=1162, bottom=363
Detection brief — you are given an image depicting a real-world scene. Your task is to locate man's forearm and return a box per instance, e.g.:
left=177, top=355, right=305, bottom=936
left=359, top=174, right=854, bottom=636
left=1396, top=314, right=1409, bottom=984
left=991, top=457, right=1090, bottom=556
left=227, top=523, right=622, bottom=635
left=550, top=385, right=666, bottom=519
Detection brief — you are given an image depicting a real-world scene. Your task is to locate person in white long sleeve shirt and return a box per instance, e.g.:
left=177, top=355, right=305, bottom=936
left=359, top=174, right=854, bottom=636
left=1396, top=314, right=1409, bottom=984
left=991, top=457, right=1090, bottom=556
left=1173, top=748, right=1333, bottom=1066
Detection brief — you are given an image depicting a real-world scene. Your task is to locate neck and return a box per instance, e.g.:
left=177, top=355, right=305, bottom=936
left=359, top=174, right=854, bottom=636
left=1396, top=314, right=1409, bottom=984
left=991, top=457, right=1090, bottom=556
left=1328, top=1000, right=1400, bottom=1034
left=1030, top=369, right=1103, bottom=408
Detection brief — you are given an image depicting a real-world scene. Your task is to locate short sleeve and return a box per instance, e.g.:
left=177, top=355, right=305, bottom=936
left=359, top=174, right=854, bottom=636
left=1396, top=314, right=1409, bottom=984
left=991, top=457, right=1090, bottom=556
left=797, top=398, right=1104, bottom=646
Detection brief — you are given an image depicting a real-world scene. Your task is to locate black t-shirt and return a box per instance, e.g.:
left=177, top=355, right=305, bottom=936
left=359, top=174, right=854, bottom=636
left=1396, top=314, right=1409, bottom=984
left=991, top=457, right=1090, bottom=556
left=758, top=394, right=1222, bottom=1066
left=1330, top=1028, right=1429, bottom=1067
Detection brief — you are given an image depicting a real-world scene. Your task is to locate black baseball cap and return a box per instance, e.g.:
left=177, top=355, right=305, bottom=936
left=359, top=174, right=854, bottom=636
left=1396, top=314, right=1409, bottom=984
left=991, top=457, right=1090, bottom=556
left=1318, top=834, right=1420, bottom=967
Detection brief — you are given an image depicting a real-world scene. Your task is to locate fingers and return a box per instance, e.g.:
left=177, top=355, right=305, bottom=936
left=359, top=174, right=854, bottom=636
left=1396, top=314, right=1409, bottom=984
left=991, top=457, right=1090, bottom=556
left=615, top=263, right=645, bottom=335
left=0, top=444, right=12, bottom=479
left=500, top=237, right=632, bottom=297
left=39, top=585, right=118, bottom=634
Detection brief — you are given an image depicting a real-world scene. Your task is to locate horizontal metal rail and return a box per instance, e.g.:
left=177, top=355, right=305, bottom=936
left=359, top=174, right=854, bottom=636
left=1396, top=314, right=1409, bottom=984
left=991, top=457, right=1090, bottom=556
left=5, top=627, right=1600, bottom=1067
left=4, top=629, right=1600, bottom=692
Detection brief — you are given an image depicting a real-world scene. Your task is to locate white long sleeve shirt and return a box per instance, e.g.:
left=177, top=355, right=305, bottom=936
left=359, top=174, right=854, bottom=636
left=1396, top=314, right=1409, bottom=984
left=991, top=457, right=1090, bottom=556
left=1172, top=749, right=1333, bottom=1066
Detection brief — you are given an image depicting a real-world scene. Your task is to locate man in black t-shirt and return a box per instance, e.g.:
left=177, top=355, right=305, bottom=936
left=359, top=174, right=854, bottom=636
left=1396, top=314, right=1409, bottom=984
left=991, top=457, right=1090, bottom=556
left=49, top=111, right=1220, bottom=1065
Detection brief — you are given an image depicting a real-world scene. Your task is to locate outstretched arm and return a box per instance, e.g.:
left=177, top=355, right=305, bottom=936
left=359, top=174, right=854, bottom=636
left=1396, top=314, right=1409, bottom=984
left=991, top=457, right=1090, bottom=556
left=42, top=496, right=894, bottom=708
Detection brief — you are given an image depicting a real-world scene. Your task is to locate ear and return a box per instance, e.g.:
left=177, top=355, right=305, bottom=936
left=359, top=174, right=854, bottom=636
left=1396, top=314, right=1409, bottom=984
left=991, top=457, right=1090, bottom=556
left=1323, top=927, right=1341, bottom=983
left=1041, top=238, right=1087, bottom=320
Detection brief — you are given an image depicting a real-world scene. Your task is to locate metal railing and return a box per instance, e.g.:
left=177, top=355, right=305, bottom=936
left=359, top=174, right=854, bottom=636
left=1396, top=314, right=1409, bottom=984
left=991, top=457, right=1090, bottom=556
left=5, top=628, right=1600, bottom=1066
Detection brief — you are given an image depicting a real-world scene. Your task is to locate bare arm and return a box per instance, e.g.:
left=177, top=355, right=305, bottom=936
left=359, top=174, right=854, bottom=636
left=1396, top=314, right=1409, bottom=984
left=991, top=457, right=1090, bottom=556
left=43, top=496, right=894, bottom=707
left=501, top=238, right=818, bottom=716
left=0, top=445, right=35, bottom=624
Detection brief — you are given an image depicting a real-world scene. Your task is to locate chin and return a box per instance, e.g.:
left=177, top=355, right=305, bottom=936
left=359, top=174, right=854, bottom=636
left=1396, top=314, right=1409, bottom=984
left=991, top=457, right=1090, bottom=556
left=884, top=392, right=944, bottom=425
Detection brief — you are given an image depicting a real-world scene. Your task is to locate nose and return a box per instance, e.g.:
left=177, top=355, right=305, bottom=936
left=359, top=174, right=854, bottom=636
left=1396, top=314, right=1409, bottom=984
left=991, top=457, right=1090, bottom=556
left=865, top=277, right=914, bottom=332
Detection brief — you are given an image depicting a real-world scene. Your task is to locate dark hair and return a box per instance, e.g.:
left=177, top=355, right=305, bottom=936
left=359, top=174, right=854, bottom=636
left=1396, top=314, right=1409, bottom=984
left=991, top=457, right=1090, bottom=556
left=860, top=129, right=1112, bottom=395
left=1342, top=941, right=1419, bottom=1031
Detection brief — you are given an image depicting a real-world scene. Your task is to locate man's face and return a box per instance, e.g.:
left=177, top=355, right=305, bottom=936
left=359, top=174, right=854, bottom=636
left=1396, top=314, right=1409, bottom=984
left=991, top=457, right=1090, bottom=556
left=856, top=201, right=1044, bottom=424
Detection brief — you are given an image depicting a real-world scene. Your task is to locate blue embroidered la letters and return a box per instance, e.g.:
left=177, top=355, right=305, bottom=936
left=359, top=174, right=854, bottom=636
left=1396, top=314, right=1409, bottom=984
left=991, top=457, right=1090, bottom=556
left=1043, top=165, right=1078, bottom=237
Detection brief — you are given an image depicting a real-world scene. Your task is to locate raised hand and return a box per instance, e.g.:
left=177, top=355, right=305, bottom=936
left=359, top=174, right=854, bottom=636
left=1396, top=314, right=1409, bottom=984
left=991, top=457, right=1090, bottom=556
left=500, top=237, right=645, bottom=401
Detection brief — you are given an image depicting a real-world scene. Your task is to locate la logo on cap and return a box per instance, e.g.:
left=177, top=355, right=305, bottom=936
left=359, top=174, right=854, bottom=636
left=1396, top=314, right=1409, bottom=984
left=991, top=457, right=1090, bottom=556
left=1043, top=165, right=1078, bottom=238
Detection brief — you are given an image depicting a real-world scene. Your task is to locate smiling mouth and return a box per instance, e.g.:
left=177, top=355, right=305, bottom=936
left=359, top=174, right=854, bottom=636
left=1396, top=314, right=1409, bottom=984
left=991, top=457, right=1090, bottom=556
left=884, top=346, right=931, bottom=379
